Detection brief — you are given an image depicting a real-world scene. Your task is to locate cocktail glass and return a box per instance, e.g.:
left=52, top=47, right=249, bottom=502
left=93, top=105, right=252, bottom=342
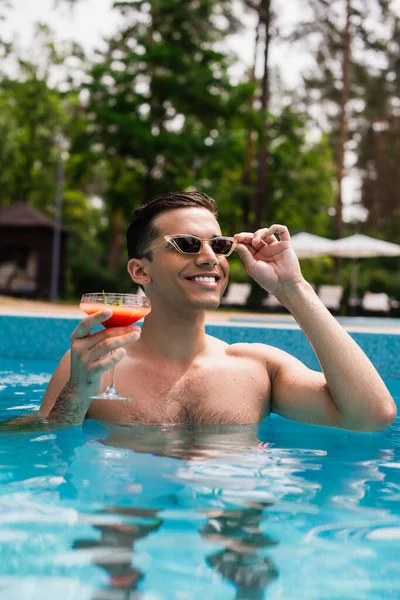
left=80, top=292, right=151, bottom=401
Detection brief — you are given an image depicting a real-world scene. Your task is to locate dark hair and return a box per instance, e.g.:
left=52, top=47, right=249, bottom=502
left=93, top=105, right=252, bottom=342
left=127, top=190, right=218, bottom=260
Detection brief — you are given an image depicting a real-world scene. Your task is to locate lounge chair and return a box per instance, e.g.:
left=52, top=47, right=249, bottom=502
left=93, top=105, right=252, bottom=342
left=261, top=284, right=315, bottom=312
left=261, top=293, right=283, bottom=311
left=361, top=292, right=391, bottom=316
left=220, top=283, right=251, bottom=307
left=0, top=261, right=16, bottom=289
left=317, top=285, right=343, bottom=313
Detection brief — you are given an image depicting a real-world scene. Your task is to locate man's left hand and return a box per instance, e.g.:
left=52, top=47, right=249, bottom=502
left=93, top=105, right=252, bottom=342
left=234, top=225, right=303, bottom=298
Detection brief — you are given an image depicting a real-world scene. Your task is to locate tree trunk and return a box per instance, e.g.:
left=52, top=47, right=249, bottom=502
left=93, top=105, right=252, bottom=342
left=373, top=124, right=383, bottom=231
left=252, top=0, right=271, bottom=230
left=334, top=0, right=351, bottom=241
left=241, top=17, right=261, bottom=229
left=395, top=116, right=400, bottom=216
left=333, top=0, right=351, bottom=279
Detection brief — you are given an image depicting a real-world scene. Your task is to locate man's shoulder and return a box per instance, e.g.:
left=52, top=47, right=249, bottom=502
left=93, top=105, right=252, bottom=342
left=227, top=341, right=278, bottom=358
left=205, top=335, right=292, bottom=368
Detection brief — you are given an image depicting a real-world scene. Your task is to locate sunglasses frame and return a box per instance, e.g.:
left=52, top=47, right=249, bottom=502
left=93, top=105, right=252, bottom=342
left=142, top=234, right=237, bottom=257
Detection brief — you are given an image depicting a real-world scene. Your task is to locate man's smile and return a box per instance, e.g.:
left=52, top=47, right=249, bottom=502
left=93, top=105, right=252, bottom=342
left=185, top=273, right=221, bottom=289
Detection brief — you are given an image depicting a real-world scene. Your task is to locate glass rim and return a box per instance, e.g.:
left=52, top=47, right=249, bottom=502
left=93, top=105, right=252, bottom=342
left=80, top=292, right=150, bottom=306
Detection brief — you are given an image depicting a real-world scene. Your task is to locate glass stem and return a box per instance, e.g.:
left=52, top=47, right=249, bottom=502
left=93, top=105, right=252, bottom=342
left=106, top=350, right=117, bottom=395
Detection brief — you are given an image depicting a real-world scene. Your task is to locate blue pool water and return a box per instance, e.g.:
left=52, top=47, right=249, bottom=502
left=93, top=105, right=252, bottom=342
left=0, top=317, right=400, bottom=599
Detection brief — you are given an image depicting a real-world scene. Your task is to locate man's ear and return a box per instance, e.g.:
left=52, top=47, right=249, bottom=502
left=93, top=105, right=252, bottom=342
left=127, top=258, right=151, bottom=285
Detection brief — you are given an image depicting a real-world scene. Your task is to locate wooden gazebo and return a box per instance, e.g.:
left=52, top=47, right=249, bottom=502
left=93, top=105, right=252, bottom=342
left=0, top=202, right=68, bottom=299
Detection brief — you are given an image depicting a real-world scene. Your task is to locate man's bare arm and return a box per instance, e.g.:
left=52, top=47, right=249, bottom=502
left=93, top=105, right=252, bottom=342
left=272, top=280, right=396, bottom=431
left=0, top=309, right=141, bottom=432
left=47, top=380, right=91, bottom=425
left=235, top=225, right=396, bottom=432
left=43, top=311, right=140, bottom=426
left=0, top=352, right=75, bottom=432
left=0, top=413, right=50, bottom=433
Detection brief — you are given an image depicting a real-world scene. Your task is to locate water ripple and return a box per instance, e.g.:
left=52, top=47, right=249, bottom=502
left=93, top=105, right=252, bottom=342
left=0, top=372, right=50, bottom=388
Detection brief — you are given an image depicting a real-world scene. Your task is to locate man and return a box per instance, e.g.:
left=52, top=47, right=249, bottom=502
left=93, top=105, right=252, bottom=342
left=31, top=191, right=398, bottom=429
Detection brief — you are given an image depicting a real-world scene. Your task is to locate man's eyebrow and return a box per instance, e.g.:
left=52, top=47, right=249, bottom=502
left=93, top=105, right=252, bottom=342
left=173, top=233, right=222, bottom=238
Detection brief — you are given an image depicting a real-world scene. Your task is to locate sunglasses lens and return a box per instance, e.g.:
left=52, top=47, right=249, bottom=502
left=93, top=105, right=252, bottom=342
left=210, top=237, right=234, bottom=255
left=171, top=235, right=234, bottom=255
left=174, top=236, right=202, bottom=253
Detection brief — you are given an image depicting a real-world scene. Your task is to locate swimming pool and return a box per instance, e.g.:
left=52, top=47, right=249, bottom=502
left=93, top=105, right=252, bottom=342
left=0, top=314, right=400, bottom=599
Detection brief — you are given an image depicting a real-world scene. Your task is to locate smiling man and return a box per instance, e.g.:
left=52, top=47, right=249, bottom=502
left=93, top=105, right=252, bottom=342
left=38, top=191, right=395, bottom=431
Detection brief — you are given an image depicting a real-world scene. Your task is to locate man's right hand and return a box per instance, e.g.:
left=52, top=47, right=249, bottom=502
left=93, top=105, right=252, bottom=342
left=39, top=309, right=141, bottom=425
left=69, top=308, right=141, bottom=394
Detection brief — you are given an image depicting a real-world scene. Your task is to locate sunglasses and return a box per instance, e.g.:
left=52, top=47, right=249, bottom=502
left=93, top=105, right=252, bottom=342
left=143, top=234, right=237, bottom=257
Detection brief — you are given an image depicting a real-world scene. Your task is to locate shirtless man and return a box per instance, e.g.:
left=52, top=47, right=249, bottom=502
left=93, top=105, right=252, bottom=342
left=37, top=191, right=396, bottom=430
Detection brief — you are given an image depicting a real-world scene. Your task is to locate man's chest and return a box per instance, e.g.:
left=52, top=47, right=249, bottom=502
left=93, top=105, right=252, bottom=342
left=87, top=357, right=270, bottom=425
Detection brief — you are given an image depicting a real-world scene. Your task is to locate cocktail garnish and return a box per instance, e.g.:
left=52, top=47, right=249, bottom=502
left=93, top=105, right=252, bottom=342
left=101, top=290, right=123, bottom=306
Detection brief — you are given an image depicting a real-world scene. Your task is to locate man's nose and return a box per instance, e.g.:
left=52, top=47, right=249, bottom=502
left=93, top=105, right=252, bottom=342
left=195, top=241, right=218, bottom=265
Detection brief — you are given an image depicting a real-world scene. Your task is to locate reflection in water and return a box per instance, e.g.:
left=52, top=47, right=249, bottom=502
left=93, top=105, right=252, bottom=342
left=72, top=503, right=279, bottom=600
left=73, top=507, right=162, bottom=599
left=71, top=423, right=280, bottom=599
left=9, top=419, right=393, bottom=598
left=1, top=375, right=400, bottom=599
left=201, top=505, right=279, bottom=599
left=99, top=421, right=262, bottom=461
left=16, top=418, right=395, bottom=599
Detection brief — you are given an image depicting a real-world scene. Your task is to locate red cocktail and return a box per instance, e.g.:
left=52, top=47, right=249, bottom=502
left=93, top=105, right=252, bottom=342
left=79, top=293, right=151, bottom=401
left=80, top=302, right=151, bottom=328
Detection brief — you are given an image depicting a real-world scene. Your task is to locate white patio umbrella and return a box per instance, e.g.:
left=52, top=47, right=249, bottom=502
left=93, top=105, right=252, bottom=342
left=330, top=234, right=400, bottom=259
left=330, top=234, right=400, bottom=298
left=290, top=232, right=335, bottom=259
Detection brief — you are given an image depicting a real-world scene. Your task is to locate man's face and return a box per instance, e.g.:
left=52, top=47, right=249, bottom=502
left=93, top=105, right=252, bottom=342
left=145, top=207, right=230, bottom=310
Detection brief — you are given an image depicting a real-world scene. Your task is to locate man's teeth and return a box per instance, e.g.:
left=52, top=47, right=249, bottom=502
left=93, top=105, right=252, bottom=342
left=192, top=276, right=216, bottom=283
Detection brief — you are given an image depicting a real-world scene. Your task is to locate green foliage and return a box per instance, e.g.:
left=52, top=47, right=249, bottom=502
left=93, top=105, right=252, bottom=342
left=227, top=258, right=251, bottom=284
left=70, top=254, right=121, bottom=299
left=0, top=76, right=62, bottom=208
left=77, top=0, right=242, bottom=214
left=0, top=1, right=356, bottom=303
left=355, top=263, right=400, bottom=298
left=355, top=14, right=400, bottom=243
left=297, top=256, right=336, bottom=286
left=268, top=111, right=335, bottom=233
left=209, top=106, right=335, bottom=237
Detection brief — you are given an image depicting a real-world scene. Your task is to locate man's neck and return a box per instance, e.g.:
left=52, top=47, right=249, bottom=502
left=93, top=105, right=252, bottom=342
left=137, top=305, right=208, bottom=364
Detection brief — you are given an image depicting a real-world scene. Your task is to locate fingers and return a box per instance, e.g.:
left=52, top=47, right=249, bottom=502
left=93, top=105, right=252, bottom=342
left=234, top=232, right=273, bottom=254
left=235, top=243, right=256, bottom=274
left=82, top=328, right=141, bottom=366
left=253, top=225, right=290, bottom=245
left=233, top=232, right=254, bottom=244
left=73, top=309, right=113, bottom=340
left=87, top=347, right=127, bottom=374
left=70, top=321, right=141, bottom=384
left=234, top=225, right=290, bottom=248
left=84, top=325, right=141, bottom=350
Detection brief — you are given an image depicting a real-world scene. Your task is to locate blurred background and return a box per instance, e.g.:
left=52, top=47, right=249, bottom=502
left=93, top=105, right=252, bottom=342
left=0, top=0, right=400, bottom=315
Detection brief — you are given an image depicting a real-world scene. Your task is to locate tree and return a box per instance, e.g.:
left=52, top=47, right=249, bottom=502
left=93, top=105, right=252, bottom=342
left=0, top=1, right=338, bottom=298
left=0, top=0, right=12, bottom=57
left=239, top=13, right=261, bottom=229
left=0, top=70, right=63, bottom=209
left=0, top=23, right=112, bottom=297
left=206, top=106, right=335, bottom=234
left=252, top=0, right=272, bottom=229
left=76, top=0, right=245, bottom=270
left=356, top=9, right=400, bottom=241
left=290, top=0, right=390, bottom=239
left=335, top=0, right=351, bottom=240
